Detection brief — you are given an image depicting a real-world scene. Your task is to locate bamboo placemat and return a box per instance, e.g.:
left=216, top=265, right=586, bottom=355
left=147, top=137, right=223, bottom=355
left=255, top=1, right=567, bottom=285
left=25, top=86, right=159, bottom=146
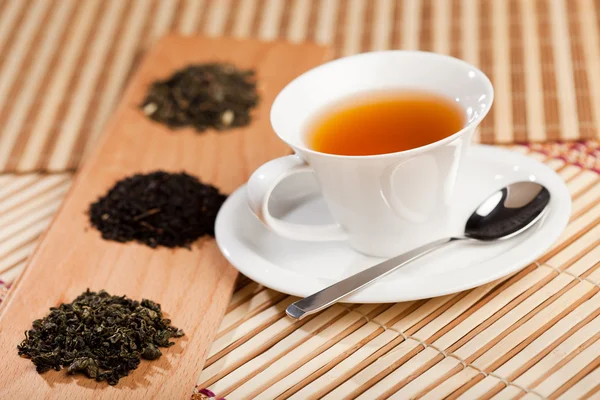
left=0, top=0, right=599, bottom=173
left=195, top=144, right=600, bottom=399
left=0, top=143, right=598, bottom=398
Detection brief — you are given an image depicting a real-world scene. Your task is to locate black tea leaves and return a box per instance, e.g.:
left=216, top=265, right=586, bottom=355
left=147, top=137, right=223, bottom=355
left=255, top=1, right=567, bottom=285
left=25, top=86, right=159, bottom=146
left=88, top=171, right=227, bottom=248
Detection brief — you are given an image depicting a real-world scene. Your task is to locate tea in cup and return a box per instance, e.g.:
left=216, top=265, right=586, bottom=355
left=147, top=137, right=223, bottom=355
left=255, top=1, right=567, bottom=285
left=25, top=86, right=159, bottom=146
left=247, top=51, right=493, bottom=257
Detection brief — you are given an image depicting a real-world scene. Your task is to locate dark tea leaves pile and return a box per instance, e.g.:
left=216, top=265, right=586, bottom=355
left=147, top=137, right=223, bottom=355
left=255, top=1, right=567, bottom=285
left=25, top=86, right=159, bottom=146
left=17, top=289, right=184, bottom=385
left=89, top=171, right=227, bottom=248
left=141, top=62, right=259, bottom=132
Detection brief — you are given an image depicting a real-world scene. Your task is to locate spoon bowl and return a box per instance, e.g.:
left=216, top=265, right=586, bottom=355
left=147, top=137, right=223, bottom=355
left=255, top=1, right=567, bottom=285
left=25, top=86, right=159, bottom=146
left=464, top=181, right=550, bottom=241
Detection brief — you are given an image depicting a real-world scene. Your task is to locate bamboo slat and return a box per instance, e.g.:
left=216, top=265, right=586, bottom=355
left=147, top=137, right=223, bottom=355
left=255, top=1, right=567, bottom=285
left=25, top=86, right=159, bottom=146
left=0, top=175, right=71, bottom=286
left=1, top=0, right=600, bottom=172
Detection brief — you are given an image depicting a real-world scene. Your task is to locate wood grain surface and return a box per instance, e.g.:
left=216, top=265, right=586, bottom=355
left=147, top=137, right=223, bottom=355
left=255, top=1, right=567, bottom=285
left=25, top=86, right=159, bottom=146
left=0, top=35, right=328, bottom=399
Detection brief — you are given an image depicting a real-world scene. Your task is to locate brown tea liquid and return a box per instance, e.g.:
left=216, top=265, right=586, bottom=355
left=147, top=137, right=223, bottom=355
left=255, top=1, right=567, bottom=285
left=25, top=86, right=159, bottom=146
left=307, top=91, right=465, bottom=156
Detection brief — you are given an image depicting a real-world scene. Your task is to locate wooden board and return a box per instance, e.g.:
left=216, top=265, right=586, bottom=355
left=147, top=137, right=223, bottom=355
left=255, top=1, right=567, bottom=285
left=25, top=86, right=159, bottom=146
left=0, top=35, right=328, bottom=399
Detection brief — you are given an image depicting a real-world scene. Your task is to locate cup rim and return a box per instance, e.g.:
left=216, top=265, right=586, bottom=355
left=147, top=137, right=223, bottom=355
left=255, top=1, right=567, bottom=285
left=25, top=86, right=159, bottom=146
left=270, top=50, right=495, bottom=159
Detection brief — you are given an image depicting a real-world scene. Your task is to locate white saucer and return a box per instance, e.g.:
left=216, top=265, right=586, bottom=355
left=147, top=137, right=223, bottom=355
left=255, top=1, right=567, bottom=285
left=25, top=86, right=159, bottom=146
left=215, top=145, right=571, bottom=303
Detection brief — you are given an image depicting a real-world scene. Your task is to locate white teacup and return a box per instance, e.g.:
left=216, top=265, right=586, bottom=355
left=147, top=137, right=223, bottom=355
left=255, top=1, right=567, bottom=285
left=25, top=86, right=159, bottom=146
left=247, top=51, right=493, bottom=257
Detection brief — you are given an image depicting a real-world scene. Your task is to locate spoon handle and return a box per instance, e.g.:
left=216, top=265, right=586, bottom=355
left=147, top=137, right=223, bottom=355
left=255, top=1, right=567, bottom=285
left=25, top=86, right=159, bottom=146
left=286, top=237, right=461, bottom=320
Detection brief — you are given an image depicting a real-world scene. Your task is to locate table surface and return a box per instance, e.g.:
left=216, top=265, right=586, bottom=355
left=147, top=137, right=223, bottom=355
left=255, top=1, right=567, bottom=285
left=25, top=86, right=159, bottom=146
left=1, top=1, right=599, bottom=399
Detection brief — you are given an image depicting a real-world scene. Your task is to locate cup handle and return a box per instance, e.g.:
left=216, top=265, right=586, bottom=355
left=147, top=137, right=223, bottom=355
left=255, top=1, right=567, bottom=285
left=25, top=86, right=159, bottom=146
left=247, top=155, right=348, bottom=241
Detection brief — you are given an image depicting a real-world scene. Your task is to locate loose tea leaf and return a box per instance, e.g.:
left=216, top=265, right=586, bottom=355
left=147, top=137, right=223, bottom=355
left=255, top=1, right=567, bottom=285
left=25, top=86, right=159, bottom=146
left=17, top=289, right=184, bottom=385
left=141, top=62, right=259, bottom=132
left=88, top=171, right=227, bottom=248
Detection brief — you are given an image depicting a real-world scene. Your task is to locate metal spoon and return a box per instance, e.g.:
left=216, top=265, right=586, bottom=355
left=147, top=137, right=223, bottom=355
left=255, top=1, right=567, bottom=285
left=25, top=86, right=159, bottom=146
left=286, top=181, right=551, bottom=320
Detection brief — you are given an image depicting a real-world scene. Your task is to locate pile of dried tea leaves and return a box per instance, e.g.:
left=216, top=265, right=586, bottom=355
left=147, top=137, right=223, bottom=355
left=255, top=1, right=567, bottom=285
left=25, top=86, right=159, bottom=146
left=88, top=171, right=227, bottom=248
left=17, top=289, right=184, bottom=385
left=141, top=62, right=259, bottom=132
